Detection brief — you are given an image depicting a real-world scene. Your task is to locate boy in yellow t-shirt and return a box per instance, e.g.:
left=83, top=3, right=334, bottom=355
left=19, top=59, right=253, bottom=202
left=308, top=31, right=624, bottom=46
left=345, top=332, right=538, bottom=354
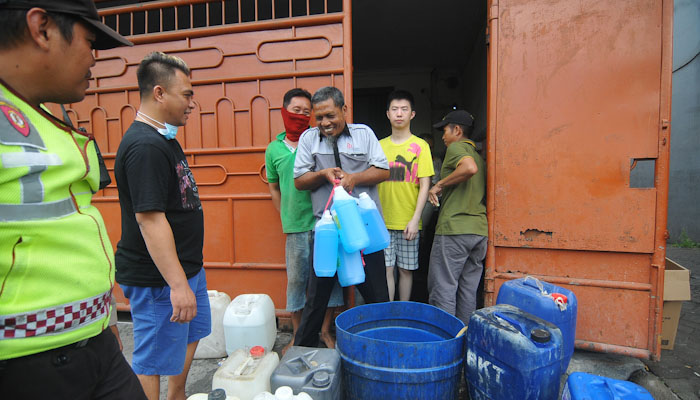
left=378, top=90, right=434, bottom=301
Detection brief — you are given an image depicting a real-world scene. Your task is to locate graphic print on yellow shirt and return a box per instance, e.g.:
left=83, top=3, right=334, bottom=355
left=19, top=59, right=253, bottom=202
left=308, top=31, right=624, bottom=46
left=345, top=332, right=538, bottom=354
left=378, top=136, right=434, bottom=230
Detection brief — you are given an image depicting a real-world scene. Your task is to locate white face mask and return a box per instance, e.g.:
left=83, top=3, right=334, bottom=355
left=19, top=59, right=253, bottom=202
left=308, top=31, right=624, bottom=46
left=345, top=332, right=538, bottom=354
left=137, top=111, right=179, bottom=140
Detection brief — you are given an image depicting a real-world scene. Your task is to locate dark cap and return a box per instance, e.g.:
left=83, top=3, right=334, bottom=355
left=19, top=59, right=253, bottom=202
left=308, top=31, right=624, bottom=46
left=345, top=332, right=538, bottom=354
left=1, top=0, right=133, bottom=50
left=433, top=110, right=474, bottom=129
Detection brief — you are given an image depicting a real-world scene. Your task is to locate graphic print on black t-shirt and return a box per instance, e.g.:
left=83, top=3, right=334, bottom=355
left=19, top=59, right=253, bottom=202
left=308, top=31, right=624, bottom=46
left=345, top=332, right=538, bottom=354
left=175, top=159, right=201, bottom=210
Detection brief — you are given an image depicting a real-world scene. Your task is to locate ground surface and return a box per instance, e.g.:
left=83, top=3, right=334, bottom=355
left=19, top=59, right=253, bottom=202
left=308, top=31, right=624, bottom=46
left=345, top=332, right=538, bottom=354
left=116, top=247, right=700, bottom=399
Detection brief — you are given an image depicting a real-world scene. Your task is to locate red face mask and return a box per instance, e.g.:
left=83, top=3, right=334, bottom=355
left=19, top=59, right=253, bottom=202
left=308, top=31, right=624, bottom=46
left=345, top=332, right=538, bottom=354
left=281, top=107, right=311, bottom=142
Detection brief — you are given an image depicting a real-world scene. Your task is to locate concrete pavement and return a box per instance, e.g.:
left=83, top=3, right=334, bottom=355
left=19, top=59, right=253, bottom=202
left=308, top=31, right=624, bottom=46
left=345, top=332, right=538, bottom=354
left=641, top=247, right=700, bottom=400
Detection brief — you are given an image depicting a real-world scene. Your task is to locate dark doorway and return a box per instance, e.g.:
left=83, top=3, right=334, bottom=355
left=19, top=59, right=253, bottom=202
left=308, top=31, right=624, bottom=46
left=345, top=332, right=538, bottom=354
left=352, top=87, right=393, bottom=140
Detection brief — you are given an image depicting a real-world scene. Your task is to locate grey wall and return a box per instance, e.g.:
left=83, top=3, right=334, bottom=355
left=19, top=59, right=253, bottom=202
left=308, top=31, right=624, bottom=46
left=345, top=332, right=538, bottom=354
left=668, top=0, right=700, bottom=242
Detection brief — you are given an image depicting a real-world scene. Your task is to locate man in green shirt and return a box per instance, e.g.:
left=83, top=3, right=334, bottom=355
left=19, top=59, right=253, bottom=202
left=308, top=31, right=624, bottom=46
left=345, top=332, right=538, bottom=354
left=265, top=89, right=343, bottom=351
left=427, top=110, right=487, bottom=324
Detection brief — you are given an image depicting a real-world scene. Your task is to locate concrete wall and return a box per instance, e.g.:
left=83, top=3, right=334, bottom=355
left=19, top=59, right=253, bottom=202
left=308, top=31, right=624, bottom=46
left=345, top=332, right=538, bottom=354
left=668, top=0, right=700, bottom=242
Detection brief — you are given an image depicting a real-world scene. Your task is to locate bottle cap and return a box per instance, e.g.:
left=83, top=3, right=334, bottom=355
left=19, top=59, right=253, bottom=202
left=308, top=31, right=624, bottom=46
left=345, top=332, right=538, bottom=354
left=530, top=328, right=551, bottom=343
left=551, top=293, right=568, bottom=304
left=332, top=185, right=353, bottom=200
left=250, top=345, right=265, bottom=358
left=312, top=371, right=331, bottom=387
left=357, top=192, right=375, bottom=208
left=208, top=388, right=227, bottom=400
left=322, top=210, right=333, bottom=220
left=274, top=386, right=294, bottom=400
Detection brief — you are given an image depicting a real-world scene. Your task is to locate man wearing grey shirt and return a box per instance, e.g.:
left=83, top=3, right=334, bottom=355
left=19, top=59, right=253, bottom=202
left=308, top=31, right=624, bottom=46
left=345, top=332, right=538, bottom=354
left=293, top=86, right=390, bottom=347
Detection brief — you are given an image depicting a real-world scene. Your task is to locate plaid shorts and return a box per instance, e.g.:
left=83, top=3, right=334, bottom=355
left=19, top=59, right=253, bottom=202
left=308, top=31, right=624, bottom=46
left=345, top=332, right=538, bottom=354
left=383, top=229, right=420, bottom=271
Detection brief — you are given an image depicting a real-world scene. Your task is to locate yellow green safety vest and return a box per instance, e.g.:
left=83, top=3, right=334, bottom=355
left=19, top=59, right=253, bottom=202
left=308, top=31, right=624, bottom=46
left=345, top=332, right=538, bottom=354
left=0, top=82, right=114, bottom=360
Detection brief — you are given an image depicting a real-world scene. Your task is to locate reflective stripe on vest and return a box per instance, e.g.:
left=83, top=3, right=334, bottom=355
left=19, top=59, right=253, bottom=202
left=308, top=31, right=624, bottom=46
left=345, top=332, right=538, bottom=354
left=1, top=152, right=62, bottom=168
left=0, top=92, right=79, bottom=222
left=0, top=197, right=76, bottom=222
left=0, top=291, right=110, bottom=339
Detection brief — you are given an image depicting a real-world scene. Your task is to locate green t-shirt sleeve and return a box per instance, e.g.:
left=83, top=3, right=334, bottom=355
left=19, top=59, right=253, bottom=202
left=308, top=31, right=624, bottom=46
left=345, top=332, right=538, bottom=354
left=444, top=142, right=474, bottom=169
left=416, top=139, right=435, bottom=178
left=264, top=145, right=279, bottom=184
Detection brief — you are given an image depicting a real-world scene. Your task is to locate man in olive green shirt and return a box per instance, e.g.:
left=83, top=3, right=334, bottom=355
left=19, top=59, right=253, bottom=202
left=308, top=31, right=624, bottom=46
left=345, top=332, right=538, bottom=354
left=427, top=110, right=487, bottom=324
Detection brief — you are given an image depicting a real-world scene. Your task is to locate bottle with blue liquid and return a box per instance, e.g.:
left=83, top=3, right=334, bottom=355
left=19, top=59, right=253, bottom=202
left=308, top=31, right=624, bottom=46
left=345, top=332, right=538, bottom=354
left=313, top=210, right=338, bottom=277
left=357, top=192, right=390, bottom=254
left=337, top=242, right=365, bottom=287
left=330, top=186, right=369, bottom=253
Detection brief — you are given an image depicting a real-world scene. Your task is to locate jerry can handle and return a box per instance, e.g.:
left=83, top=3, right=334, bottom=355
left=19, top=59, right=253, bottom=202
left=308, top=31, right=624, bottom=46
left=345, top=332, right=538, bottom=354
left=603, top=377, right=617, bottom=395
left=299, top=350, right=317, bottom=369
left=523, top=276, right=548, bottom=295
left=493, top=312, right=526, bottom=336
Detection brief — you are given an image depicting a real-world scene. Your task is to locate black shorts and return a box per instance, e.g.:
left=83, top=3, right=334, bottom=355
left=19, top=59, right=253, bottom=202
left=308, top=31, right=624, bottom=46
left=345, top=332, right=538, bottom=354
left=0, top=328, right=146, bottom=400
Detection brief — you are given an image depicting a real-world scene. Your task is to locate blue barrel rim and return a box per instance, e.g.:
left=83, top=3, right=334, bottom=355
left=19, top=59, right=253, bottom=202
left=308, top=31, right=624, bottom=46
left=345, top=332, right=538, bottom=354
left=335, top=301, right=466, bottom=346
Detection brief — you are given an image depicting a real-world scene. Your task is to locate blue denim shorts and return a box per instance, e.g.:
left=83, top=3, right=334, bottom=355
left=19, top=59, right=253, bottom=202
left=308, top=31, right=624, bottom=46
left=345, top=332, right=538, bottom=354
left=121, top=268, right=211, bottom=376
left=286, top=231, right=344, bottom=312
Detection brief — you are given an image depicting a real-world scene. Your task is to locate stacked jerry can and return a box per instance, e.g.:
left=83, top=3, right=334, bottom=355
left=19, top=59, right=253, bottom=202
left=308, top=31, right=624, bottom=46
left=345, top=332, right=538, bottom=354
left=465, top=277, right=577, bottom=399
left=468, top=277, right=653, bottom=399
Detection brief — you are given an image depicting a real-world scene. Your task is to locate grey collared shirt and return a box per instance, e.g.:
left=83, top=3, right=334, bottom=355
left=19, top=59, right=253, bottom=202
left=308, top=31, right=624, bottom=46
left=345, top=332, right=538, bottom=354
left=294, top=123, right=388, bottom=218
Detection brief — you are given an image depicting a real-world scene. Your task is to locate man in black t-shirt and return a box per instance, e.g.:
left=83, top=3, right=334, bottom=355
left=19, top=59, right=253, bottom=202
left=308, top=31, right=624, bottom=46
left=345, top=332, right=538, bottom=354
left=114, top=52, right=211, bottom=400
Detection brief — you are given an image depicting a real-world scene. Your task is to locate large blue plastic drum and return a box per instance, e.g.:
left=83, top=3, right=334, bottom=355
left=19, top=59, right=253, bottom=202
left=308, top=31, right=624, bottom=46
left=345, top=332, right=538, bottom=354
left=335, top=302, right=466, bottom=400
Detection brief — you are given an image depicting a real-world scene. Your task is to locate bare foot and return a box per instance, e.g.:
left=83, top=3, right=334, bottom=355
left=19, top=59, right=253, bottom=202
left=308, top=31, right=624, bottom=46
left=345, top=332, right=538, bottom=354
left=320, top=331, right=336, bottom=349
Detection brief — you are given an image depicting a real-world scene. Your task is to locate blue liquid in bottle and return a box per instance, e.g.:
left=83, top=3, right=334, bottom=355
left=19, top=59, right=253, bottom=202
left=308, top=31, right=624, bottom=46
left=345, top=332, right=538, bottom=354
left=357, top=192, right=390, bottom=254
left=313, top=210, right=338, bottom=277
left=337, top=243, right=365, bottom=287
left=330, top=186, right=369, bottom=253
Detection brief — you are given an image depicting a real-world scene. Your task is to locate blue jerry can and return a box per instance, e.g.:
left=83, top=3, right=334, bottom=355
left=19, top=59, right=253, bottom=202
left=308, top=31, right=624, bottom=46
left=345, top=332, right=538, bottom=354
left=497, top=276, right=578, bottom=373
left=562, top=372, right=654, bottom=400
left=466, top=304, right=563, bottom=400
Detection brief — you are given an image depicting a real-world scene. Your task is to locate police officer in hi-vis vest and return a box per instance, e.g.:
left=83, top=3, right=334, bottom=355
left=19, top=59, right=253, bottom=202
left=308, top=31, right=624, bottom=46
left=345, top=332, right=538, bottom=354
left=0, top=1, right=147, bottom=398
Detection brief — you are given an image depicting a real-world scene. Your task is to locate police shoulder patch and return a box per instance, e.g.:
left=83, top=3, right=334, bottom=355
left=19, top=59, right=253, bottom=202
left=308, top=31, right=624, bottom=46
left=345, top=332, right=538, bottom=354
left=0, top=101, right=30, bottom=137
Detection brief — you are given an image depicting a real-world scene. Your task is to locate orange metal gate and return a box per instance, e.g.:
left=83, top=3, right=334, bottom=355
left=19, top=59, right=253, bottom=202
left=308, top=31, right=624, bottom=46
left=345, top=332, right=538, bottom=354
left=52, top=0, right=353, bottom=312
left=485, top=0, right=673, bottom=359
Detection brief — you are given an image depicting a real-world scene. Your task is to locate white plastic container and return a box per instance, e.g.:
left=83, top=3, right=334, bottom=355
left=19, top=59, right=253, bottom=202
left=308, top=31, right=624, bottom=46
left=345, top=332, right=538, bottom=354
left=187, top=388, right=240, bottom=400
left=194, top=290, right=232, bottom=359
left=223, top=294, right=276, bottom=354
left=251, top=386, right=313, bottom=400
left=212, top=346, right=280, bottom=400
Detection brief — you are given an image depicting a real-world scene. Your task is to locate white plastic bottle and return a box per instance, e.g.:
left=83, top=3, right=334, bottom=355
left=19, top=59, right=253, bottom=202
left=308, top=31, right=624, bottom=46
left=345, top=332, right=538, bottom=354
left=194, top=290, right=232, bottom=359
left=251, top=386, right=313, bottom=400
left=212, top=346, right=280, bottom=400
left=223, top=294, right=276, bottom=355
left=187, top=388, right=240, bottom=400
